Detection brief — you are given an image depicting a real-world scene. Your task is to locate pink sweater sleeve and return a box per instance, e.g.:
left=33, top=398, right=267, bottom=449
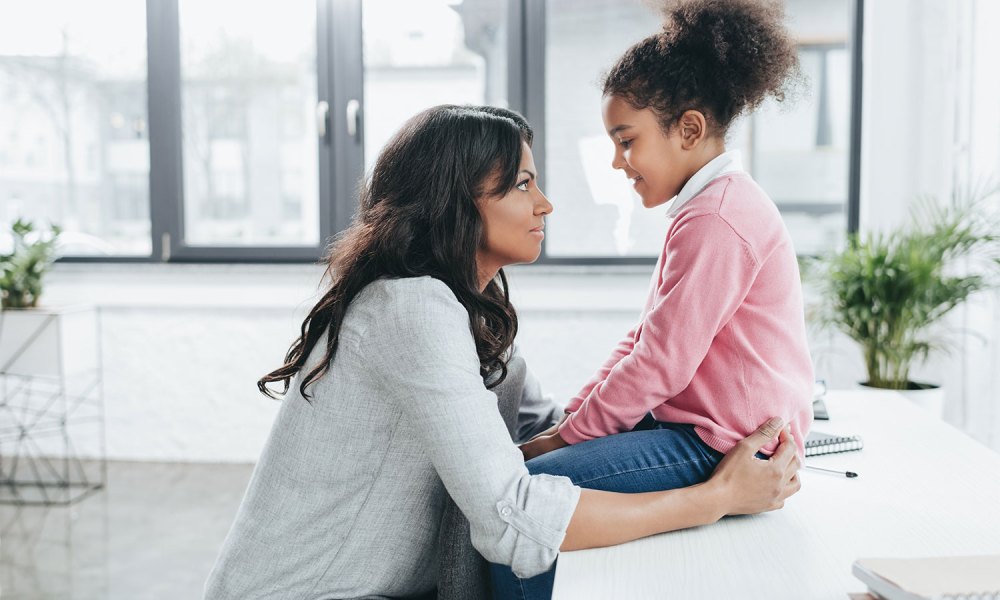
left=558, top=213, right=760, bottom=445
left=563, top=327, right=636, bottom=414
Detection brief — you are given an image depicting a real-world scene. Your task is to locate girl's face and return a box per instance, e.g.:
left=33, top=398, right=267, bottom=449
left=477, top=142, right=553, bottom=278
left=601, top=94, right=701, bottom=209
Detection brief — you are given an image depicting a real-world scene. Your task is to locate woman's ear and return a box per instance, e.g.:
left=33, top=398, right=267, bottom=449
left=677, top=110, right=708, bottom=149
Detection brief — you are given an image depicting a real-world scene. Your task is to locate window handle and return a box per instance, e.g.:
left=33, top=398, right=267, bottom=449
left=346, top=99, right=360, bottom=138
left=316, top=101, right=329, bottom=140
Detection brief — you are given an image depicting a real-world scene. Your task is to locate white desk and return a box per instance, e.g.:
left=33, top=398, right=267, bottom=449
left=552, top=390, right=1000, bottom=599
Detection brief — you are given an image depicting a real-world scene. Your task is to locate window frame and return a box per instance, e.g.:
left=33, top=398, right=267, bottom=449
left=51, top=0, right=862, bottom=264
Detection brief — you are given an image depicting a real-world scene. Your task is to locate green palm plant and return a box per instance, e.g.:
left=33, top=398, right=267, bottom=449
left=806, top=186, right=1000, bottom=390
left=0, top=219, right=62, bottom=309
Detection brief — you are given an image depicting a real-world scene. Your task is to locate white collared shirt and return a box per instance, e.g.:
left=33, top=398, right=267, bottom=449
left=666, top=149, right=745, bottom=218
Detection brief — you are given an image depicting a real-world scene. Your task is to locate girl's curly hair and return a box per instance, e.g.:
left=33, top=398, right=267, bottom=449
left=603, top=0, right=800, bottom=136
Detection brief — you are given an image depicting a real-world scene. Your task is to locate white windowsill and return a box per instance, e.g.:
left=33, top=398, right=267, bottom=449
left=42, top=262, right=655, bottom=312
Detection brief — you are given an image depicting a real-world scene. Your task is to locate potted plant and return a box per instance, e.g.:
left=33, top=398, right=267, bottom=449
left=0, top=218, right=95, bottom=382
left=0, top=218, right=62, bottom=309
left=804, top=187, right=1000, bottom=415
left=0, top=219, right=103, bottom=504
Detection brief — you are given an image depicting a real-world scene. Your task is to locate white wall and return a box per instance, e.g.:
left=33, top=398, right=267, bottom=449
left=950, top=0, right=1000, bottom=447
left=857, top=0, right=1000, bottom=449
left=40, top=264, right=656, bottom=462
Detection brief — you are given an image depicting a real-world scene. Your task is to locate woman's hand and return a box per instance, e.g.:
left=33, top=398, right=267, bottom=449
left=559, top=417, right=801, bottom=552
left=707, top=417, right=802, bottom=517
left=519, top=430, right=569, bottom=461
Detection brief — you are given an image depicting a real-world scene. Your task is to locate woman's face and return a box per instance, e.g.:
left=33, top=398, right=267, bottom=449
left=476, top=142, right=553, bottom=278
left=601, top=94, right=697, bottom=209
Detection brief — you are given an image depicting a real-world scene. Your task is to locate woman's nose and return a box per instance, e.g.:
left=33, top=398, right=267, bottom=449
left=535, top=189, right=553, bottom=215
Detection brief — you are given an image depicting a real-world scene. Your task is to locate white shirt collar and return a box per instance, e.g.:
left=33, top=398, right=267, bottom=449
left=666, top=149, right=744, bottom=217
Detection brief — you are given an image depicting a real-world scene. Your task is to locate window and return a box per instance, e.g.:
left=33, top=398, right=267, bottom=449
left=178, top=0, right=320, bottom=247
left=537, top=0, right=860, bottom=261
left=362, top=0, right=510, bottom=170
left=541, top=0, right=663, bottom=258
left=0, top=0, right=860, bottom=263
left=750, top=0, right=857, bottom=256
left=0, top=0, right=150, bottom=256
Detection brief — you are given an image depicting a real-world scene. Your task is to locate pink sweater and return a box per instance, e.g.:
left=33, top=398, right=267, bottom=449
left=558, top=172, right=813, bottom=456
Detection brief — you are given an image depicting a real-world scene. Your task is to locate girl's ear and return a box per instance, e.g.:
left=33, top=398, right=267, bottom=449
left=677, top=110, right=708, bottom=149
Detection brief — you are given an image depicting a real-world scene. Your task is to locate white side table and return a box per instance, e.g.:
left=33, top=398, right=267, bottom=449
left=0, top=305, right=105, bottom=505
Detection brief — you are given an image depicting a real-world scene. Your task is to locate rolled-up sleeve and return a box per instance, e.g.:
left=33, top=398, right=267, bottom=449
left=363, top=278, right=581, bottom=578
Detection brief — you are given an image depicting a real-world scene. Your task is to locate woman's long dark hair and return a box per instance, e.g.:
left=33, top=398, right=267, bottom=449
left=258, top=105, right=532, bottom=400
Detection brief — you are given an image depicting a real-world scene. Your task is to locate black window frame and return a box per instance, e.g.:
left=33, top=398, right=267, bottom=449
left=54, top=0, right=862, bottom=265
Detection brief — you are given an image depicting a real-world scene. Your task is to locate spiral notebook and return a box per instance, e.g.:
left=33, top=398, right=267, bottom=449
left=804, top=431, right=863, bottom=457
left=853, top=555, right=1000, bottom=600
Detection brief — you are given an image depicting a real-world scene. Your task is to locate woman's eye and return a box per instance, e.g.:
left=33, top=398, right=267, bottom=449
left=516, top=180, right=530, bottom=192
left=618, top=139, right=632, bottom=149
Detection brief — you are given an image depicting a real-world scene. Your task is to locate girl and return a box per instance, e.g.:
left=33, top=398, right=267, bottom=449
left=504, top=0, right=814, bottom=596
left=204, top=104, right=800, bottom=599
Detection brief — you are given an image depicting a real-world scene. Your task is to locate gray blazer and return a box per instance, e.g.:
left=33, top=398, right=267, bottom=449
left=205, top=277, right=580, bottom=599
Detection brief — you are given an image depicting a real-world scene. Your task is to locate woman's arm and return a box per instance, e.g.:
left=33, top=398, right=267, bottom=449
left=365, top=279, right=581, bottom=579
left=561, top=417, right=799, bottom=550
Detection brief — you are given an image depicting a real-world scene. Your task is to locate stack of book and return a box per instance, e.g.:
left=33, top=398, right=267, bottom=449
left=852, top=555, right=1000, bottom=599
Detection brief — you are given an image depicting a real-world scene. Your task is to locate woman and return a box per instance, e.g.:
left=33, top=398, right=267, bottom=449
left=204, top=105, right=800, bottom=599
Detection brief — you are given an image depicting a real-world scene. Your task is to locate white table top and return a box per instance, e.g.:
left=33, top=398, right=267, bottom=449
left=552, top=390, right=1000, bottom=599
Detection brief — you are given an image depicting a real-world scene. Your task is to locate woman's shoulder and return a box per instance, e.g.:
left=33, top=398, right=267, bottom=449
left=352, top=276, right=470, bottom=340
left=358, top=276, right=463, bottom=312
left=346, top=276, right=480, bottom=377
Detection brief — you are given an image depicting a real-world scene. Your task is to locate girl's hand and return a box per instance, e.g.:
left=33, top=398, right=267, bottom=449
left=519, top=431, right=569, bottom=461
left=526, top=413, right=569, bottom=443
left=708, top=417, right=801, bottom=517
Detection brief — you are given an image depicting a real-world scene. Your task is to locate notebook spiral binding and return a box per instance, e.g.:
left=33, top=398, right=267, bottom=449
left=804, top=432, right=864, bottom=457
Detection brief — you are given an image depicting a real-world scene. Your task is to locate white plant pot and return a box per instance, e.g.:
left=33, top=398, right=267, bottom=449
left=858, top=382, right=945, bottom=419
left=0, top=305, right=99, bottom=379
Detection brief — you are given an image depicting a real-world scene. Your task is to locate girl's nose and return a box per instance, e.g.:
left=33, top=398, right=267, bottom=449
left=611, top=149, right=627, bottom=171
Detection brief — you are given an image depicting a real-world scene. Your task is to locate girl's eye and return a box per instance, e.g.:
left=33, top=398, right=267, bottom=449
left=618, top=139, right=632, bottom=149
left=516, top=179, right=530, bottom=192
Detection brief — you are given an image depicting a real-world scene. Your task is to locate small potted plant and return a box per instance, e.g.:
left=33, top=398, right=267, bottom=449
left=805, top=186, right=1000, bottom=415
left=0, top=219, right=62, bottom=309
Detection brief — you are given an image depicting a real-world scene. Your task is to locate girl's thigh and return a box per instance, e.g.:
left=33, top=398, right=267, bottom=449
left=525, top=423, right=722, bottom=493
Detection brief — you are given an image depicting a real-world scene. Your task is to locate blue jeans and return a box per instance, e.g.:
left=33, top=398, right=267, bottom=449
left=489, top=416, right=723, bottom=600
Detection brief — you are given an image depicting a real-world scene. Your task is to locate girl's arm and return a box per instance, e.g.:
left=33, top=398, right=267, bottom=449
left=561, top=417, right=800, bottom=550
left=563, top=325, right=638, bottom=414
left=558, top=214, right=759, bottom=446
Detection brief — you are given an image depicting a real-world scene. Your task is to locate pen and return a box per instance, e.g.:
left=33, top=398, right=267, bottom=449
left=805, top=465, right=858, bottom=478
